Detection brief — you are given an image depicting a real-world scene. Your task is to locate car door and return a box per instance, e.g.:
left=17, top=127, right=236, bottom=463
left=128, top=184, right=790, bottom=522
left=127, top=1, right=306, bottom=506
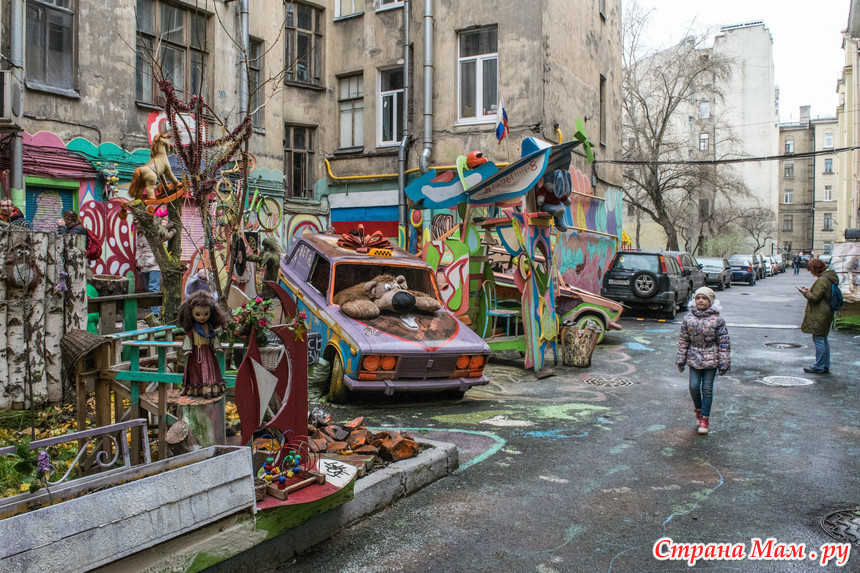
left=686, top=254, right=706, bottom=289
left=666, top=256, right=685, bottom=301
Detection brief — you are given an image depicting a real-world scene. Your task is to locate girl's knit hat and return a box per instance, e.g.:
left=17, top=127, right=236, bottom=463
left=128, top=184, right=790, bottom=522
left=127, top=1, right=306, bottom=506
left=694, top=286, right=715, bottom=305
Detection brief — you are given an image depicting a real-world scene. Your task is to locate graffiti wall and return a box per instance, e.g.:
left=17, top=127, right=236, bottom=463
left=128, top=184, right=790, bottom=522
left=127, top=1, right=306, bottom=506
left=556, top=169, right=623, bottom=294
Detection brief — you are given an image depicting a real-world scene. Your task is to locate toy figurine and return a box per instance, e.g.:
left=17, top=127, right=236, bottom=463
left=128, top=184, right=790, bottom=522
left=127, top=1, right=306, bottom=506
left=178, top=291, right=229, bottom=398
left=536, top=168, right=573, bottom=232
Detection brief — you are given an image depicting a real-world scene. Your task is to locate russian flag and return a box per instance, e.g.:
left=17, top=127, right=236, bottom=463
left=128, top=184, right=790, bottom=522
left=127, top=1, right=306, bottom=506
left=495, top=98, right=509, bottom=144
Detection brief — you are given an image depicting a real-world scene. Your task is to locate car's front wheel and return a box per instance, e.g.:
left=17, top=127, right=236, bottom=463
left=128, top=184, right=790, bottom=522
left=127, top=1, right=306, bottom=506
left=327, top=353, right=351, bottom=403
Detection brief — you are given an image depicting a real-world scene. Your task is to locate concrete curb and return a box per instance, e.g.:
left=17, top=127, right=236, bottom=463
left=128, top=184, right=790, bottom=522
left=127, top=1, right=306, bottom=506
left=209, top=438, right=459, bottom=571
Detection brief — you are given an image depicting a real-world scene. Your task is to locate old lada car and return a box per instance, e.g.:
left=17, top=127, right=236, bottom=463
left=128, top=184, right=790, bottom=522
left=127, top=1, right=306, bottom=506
left=279, top=234, right=490, bottom=402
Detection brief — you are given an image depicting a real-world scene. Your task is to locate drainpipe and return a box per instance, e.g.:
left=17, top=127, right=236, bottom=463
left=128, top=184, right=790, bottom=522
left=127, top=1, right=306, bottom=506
left=239, top=0, right=250, bottom=115
left=398, top=0, right=411, bottom=237
left=418, top=0, right=434, bottom=174
left=9, top=0, right=24, bottom=206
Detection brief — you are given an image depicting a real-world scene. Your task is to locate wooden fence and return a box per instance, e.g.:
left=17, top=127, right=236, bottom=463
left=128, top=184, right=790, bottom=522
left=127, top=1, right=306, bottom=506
left=0, top=228, right=87, bottom=410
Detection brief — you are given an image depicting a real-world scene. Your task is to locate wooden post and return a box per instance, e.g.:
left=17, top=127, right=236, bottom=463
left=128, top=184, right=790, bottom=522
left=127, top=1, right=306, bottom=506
left=176, top=395, right=226, bottom=450
left=122, top=275, right=137, bottom=362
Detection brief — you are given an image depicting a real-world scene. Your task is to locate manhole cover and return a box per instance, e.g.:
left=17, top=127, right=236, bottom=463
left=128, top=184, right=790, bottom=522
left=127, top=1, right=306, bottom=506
left=759, top=376, right=814, bottom=387
left=764, top=342, right=805, bottom=349
left=821, top=508, right=860, bottom=545
left=584, top=377, right=634, bottom=387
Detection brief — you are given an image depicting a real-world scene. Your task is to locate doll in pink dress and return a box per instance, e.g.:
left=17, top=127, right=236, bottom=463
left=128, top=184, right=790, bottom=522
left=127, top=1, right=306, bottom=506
left=178, top=291, right=230, bottom=398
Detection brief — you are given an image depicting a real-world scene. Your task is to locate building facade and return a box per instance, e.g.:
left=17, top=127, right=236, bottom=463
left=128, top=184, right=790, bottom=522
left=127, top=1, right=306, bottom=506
left=1, top=0, right=623, bottom=276
left=778, top=108, right=815, bottom=254
left=837, top=1, right=860, bottom=236
left=812, top=117, right=839, bottom=253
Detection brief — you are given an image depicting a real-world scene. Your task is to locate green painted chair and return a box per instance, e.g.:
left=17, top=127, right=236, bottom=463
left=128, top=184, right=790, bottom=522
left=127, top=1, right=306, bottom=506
left=86, top=284, right=100, bottom=334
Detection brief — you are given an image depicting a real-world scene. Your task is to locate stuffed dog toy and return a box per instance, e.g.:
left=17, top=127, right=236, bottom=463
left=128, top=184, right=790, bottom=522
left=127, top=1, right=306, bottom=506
left=333, top=274, right=441, bottom=319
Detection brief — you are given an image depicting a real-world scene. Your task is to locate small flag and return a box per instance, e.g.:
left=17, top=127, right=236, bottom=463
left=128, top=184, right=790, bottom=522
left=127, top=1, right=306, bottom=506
left=495, top=99, right=509, bottom=144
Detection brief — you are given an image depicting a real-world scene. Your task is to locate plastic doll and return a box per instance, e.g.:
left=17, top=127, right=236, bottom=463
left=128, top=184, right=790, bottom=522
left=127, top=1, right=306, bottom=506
left=178, top=291, right=230, bottom=398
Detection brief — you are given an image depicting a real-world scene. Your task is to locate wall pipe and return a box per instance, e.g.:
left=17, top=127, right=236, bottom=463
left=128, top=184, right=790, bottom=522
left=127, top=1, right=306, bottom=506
left=9, top=0, right=24, bottom=205
left=419, top=0, right=434, bottom=174
left=238, top=0, right=250, bottom=115
left=397, top=0, right=411, bottom=236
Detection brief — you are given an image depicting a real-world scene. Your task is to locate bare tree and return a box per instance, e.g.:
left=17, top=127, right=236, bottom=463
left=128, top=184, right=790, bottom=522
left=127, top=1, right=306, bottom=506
left=737, top=207, right=776, bottom=254
left=621, top=2, right=746, bottom=252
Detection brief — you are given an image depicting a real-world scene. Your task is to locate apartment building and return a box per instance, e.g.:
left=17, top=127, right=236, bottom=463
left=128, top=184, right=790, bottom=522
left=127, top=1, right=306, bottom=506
left=0, top=0, right=623, bottom=269
left=837, top=1, right=860, bottom=236
left=778, top=108, right=815, bottom=254
left=813, top=117, right=839, bottom=253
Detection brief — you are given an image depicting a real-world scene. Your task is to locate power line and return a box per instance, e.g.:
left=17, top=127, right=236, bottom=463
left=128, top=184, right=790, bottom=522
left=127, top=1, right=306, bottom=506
left=599, top=145, right=860, bottom=166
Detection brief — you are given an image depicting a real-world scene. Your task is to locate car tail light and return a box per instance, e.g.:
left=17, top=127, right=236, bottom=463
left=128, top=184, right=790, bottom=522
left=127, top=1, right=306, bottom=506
left=362, top=355, right=380, bottom=371
left=746, top=266, right=752, bottom=272
left=456, top=355, right=470, bottom=369
left=659, top=256, right=668, bottom=274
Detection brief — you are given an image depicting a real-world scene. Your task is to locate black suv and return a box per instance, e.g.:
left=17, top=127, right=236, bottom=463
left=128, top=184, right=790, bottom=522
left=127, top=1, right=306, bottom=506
left=601, top=251, right=692, bottom=319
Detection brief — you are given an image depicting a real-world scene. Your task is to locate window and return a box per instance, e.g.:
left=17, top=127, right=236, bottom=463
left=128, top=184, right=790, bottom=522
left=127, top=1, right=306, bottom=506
left=285, top=3, right=322, bottom=87
left=824, top=158, right=833, bottom=173
left=783, top=215, right=793, bottom=232
left=26, top=0, right=75, bottom=91
left=785, top=139, right=794, bottom=154
left=824, top=242, right=832, bottom=254
left=309, top=256, right=331, bottom=296
left=688, top=116, right=694, bottom=133
left=378, top=68, right=403, bottom=146
left=824, top=185, right=832, bottom=201
left=378, top=0, right=403, bottom=8
left=284, top=124, right=315, bottom=198
left=339, top=74, right=364, bottom=149
left=599, top=74, right=607, bottom=145
left=699, top=102, right=710, bottom=119
left=823, top=213, right=833, bottom=231
left=249, top=38, right=263, bottom=128
left=783, top=189, right=793, bottom=204
left=335, top=0, right=364, bottom=17
left=699, top=133, right=709, bottom=151
left=824, top=132, right=833, bottom=148
left=784, top=163, right=794, bottom=178
left=136, top=0, right=208, bottom=103
left=458, top=27, right=498, bottom=122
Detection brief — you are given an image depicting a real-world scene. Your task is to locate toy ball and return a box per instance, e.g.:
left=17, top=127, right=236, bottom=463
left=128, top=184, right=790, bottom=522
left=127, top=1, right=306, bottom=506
left=466, top=150, right=488, bottom=169
left=278, top=475, right=286, bottom=484
left=154, top=205, right=168, bottom=217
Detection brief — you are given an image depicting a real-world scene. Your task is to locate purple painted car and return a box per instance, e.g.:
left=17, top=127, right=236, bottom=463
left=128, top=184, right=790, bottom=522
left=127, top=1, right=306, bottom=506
left=279, top=234, right=490, bottom=402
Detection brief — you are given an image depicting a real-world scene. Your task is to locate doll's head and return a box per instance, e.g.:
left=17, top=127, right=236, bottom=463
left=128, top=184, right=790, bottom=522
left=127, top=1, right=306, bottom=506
left=179, top=291, right=230, bottom=331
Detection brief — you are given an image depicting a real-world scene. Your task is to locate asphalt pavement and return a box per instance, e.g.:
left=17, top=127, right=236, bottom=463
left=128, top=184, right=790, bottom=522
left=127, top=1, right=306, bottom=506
left=280, top=270, right=859, bottom=573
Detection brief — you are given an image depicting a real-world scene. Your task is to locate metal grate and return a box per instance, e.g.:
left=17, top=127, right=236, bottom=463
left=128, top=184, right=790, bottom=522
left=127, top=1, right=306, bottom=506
left=396, top=354, right=460, bottom=380
left=821, top=508, right=860, bottom=545
left=764, top=342, right=805, bottom=349
left=759, top=376, right=814, bottom=387
left=584, top=377, right=634, bottom=387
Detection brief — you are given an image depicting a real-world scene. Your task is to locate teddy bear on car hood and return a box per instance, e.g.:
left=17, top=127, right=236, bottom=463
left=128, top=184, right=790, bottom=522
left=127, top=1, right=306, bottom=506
left=332, top=274, right=442, bottom=320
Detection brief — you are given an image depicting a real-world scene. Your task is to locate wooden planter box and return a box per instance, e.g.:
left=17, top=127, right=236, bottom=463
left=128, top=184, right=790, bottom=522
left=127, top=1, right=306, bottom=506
left=0, top=445, right=255, bottom=572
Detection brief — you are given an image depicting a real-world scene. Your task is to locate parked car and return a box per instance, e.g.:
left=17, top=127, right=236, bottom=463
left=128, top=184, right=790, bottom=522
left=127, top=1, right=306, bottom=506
left=754, top=254, right=768, bottom=278
left=819, top=254, right=833, bottom=267
left=771, top=254, right=787, bottom=273
left=727, top=254, right=757, bottom=285
left=798, top=255, right=811, bottom=268
left=761, top=256, right=774, bottom=277
left=698, top=257, right=732, bottom=290
left=663, top=251, right=707, bottom=299
left=601, top=251, right=691, bottom=319
left=279, top=234, right=490, bottom=402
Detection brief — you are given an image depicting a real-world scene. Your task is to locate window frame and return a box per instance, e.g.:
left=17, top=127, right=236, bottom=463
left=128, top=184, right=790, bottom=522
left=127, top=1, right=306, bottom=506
left=784, top=163, right=794, bottom=178
left=377, top=0, right=404, bottom=11
left=784, top=139, right=794, bottom=154
left=335, top=0, right=365, bottom=18
left=699, top=133, right=709, bottom=151
left=284, top=124, right=316, bottom=199
left=457, top=27, right=499, bottom=124
left=284, top=2, right=324, bottom=88
left=338, top=73, right=364, bottom=150
left=824, top=185, right=833, bottom=201
left=249, top=37, right=264, bottom=129
left=824, top=132, right=833, bottom=148
left=135, top=0, right=209, bottom=105
left=783, top=189, right=793, bottom=204
left=823, top=213, right=833, bottom=232
left=783, top=214, right=793, bottom=232
left=26, top=0, right=77, bottom=94
left=824, top=158, right=833, bottom=174
left=698, top=102, right=710, bottom=119
left=377, top=67, right=404, bottom=147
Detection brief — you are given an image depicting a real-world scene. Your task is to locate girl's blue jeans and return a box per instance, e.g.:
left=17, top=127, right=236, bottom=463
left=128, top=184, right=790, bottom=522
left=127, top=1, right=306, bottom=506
left=689, top=367, right=717, bottom=418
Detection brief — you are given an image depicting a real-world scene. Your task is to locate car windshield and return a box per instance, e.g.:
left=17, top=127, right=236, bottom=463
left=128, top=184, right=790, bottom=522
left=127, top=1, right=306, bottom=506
left=613, top=253, right=659, bottom=272
left=332, top=262, right=438, bottom=302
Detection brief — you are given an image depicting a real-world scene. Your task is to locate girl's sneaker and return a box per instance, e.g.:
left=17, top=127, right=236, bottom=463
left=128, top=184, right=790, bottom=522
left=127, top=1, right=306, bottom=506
left=697, top=417, right=709, bottom=435
left=695, top=408, right=702, bottom=421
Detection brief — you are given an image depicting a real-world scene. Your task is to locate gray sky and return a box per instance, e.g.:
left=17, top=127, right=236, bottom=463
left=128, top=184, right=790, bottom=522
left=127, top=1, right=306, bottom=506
left=636, top=0, right=848, bottom=122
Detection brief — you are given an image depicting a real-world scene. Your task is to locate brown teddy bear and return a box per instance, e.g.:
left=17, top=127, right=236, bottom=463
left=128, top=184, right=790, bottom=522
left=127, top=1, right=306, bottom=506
left=332, top=274, right=442, bottom=319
